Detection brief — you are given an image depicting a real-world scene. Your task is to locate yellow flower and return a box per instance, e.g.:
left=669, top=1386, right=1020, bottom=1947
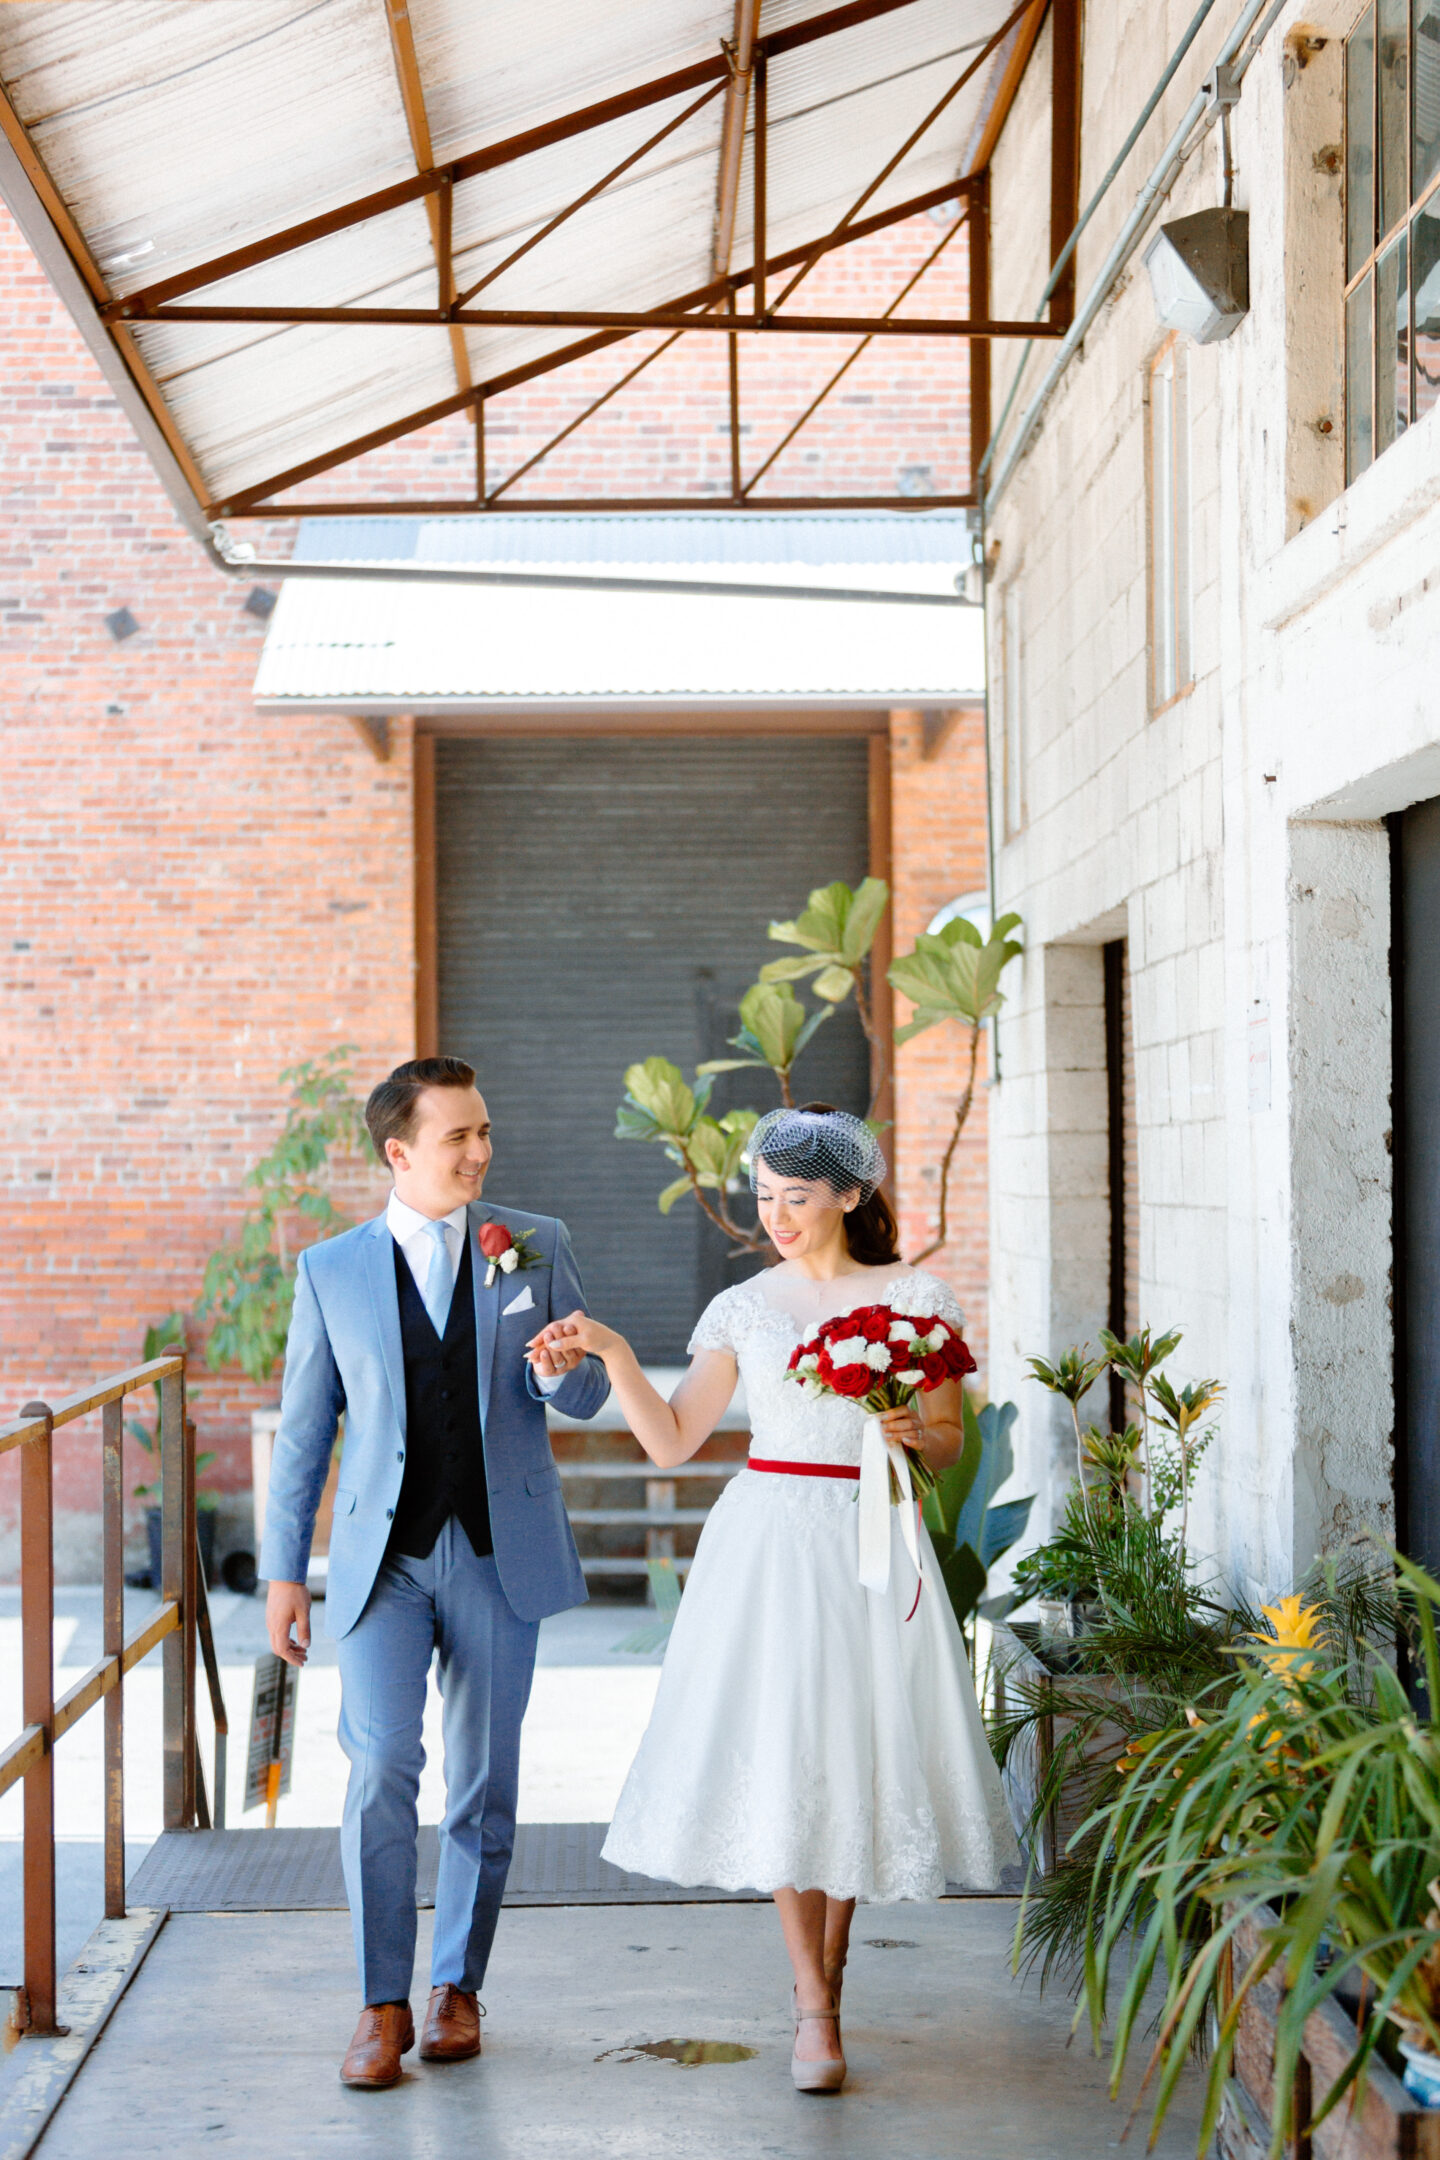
left=1252, top=1596, right=1325, bottom=1681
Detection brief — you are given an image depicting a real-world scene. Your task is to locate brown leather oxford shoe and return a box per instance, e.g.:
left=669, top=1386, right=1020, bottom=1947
left=419, top=1984, right=483, bottom=2062
left=340, top=2001, right=414, bottom=2089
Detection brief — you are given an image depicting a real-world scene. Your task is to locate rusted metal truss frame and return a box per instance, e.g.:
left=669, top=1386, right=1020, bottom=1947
left=5, top=0, right=1074, bottom=518
left=101, top=0, right=990, bottom=320
left=382, top=0, right=472, bottom=407
left=738, top=196, right=970, bottom=499
left=216, top=171, right=1030, bottom=514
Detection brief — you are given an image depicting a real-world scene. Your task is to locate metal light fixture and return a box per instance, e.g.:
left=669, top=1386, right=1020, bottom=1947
left=1144, top=207, right=1249, bottom=342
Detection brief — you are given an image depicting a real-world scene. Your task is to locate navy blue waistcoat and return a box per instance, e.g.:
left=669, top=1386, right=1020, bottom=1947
left=389, top=1234, right=493, bottom=1560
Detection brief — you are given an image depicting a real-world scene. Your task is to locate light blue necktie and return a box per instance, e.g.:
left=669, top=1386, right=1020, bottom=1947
left=421, top=1218, right=455, bottom=1337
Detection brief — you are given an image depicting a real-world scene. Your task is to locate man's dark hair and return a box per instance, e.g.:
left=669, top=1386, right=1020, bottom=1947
left=365, top=1056, right=477, bottom=1165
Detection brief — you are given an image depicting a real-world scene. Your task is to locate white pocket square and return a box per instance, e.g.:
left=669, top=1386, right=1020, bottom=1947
left=502, top=1285, right=535, bottom=1316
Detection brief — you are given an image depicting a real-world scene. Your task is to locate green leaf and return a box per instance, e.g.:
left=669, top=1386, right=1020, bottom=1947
left=737, top=981, right=807, bottom=1074
left=791, top=1005, right=833, bottom=1059
left=768, top=878, right=890, bottom=969
left=695, top=1056, right=761, bottom=1076
left=811, top=964, right=856, bottom=1003
left=941, top=1542, right=988, bottom=1627
left=615, top=1101, right=660, bottom=1141
left=888, top=915, right=1024, bottom=1035
left=757, top=952, right=829, bottom=985
left=980, top=1493, right=1035, bottom=1568
left=656, top=1175, right=693, bottom=1215
left=840, top=877, right=890, bottom=963
left=622, top=1057, right=698, bottom=1137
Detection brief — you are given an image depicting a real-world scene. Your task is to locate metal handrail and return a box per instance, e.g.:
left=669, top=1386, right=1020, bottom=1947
left=0, top=1353, right=221, bottom=2038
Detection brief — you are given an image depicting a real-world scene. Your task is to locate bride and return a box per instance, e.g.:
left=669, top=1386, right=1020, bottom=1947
left=528, top=1104, right=1017, bottom=2094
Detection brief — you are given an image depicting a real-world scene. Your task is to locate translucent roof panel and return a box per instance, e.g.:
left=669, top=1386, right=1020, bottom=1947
left=0, top=0, right=1046, bottom=521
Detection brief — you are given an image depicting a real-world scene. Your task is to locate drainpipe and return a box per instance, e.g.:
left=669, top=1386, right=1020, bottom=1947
left=984, top=0, right=1289, bottom=516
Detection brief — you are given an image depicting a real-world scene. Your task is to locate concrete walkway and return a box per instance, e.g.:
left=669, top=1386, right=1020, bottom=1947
left=33, top=1900, right=1204, bottom=2160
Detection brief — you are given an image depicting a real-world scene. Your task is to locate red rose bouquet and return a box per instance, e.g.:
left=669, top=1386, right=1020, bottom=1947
left=785, top=1304, right=976, bottom=1502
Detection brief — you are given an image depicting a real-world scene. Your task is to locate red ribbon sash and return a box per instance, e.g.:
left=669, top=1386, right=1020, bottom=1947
left=748, top=1456, right=861, bottom=1481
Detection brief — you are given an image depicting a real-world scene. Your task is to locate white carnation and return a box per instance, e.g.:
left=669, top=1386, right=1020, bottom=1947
left=499, top=1247, right=520, bottom=1273
left=863, top=1342, right=892, bottom=1371
left=888, top=1319, right=917, bottom=1342
left=828, top=1335, right=869, bottom=1366
left=796, top=1352, right=821, bottom=1373
left=896, top=1368, right=925, bottom=1386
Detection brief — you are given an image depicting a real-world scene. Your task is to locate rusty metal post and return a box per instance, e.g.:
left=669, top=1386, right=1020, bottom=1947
left=726, top=290, right=742, bottom=502
left=1048, top=0, right=1082, bottom=331
left=752, top=50, right=768, bottom=318
left=102, top=1396, right=125, bottom=1918
left=18, top=1401, right=57, bottom=2035
left=968, top=170, right=991, bottom=492
left=160, top=1367, right=195, bottom=1829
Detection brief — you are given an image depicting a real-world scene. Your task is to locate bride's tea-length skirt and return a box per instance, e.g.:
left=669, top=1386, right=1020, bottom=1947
left=601, top=1468, right=1020, bottom=1902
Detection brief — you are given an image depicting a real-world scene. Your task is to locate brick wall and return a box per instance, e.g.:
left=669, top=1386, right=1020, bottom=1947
left=890, top=707, right=991, bottom=1382
left=0, top=196, right=991, bottom=1576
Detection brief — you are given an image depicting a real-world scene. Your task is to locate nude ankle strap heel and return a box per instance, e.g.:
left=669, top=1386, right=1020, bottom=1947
left=790, top=1987, right=846, bottom=2094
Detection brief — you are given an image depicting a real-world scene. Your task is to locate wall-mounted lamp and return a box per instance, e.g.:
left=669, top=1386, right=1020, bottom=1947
left=1144, top=207, right=1250, bottom=344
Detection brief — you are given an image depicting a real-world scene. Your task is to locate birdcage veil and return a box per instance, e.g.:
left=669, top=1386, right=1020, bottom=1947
left=748, top=1106, right=886, bottom=1202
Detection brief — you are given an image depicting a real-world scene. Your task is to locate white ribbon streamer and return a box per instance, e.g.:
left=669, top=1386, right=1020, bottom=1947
left=857, top=1414, right=922, bottom=1595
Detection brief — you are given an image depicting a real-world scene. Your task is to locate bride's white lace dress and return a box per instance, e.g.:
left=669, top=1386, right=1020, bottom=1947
left=601, top=1269, right=1020, bottom=1901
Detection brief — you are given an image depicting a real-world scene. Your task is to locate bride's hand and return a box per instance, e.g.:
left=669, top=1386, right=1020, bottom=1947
left=527, top=1310, right=624, bottom=1376
left=877, top=1404, right=923, bottom=1453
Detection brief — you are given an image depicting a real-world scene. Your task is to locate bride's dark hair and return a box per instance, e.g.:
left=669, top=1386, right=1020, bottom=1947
left=768, top=1100, right=900, bottom=1266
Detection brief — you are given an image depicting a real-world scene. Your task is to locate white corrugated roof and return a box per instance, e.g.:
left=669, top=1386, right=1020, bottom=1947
left=0, top=0, right=1032, bottom=517
left=254, top=514, right=982, bottom=704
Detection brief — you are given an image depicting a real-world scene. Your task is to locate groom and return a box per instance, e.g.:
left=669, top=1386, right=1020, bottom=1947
left=259, top=1056, right=609, bottom=2088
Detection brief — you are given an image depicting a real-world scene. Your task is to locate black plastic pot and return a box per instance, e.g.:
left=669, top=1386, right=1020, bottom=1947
left=145, top=1504, right=216, bottom=1589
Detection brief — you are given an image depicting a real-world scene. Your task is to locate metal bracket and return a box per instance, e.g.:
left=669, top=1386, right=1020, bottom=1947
left=1203, top=60, right=1242, bottom=110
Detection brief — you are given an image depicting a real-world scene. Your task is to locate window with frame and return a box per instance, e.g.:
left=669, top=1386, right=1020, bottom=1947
left=1148, top=337, right=1192, bottom=711
left=1345, top=2, right=1440, bottom=482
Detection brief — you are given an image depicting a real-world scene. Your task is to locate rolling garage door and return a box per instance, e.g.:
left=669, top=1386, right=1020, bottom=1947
left=435, top=736, right=873, bottom=1361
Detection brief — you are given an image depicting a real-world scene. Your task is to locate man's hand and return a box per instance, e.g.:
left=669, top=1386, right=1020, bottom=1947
left=267, top=1579, right=312, bottom=1667
left=527, top=1310, right=619, bottom=1380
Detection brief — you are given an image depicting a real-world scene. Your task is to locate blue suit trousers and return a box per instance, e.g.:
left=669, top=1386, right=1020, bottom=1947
left=336, top=1517, right=539, bottom=2004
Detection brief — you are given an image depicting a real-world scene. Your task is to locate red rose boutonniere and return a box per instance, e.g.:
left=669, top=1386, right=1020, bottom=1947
left=477, top=1220, right=544, bottom=1287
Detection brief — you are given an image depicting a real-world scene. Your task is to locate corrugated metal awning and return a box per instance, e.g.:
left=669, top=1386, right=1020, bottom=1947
left=253, top=511, right=983, bottom=707
left=0, top=0, right=1078, bottom=534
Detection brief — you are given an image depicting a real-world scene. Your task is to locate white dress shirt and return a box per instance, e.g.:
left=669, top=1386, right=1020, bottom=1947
left=384, top=1190, right=563, bottom=1392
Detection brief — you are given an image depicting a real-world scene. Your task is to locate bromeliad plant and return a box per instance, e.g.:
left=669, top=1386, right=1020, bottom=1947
left=1064, top=1559, right=1436, bottom=2159
left=196, top=1047, right=373, bottom=1381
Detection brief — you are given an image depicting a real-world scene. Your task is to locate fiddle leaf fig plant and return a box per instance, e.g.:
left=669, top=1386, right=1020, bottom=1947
left=889, top=912, right=1024, bottom=1263
left=618, top=878, right=892, bottom=1248
left=696, top=981, right=831, bottom=1106
left=762, top=877, right=890, bottom=1110
left=617, top=1058, right=763, bottom=1246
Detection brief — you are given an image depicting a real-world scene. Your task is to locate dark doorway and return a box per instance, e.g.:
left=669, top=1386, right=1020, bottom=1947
left=1103, top=938, right=1138, bottom=1431
left=1392, top=799, right=1440, bottom=1574
left=435, top=736, right=873, bottom=1361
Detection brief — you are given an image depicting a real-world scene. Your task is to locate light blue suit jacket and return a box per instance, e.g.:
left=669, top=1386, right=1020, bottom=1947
left=257, top=1200, right=610, bottom=1636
